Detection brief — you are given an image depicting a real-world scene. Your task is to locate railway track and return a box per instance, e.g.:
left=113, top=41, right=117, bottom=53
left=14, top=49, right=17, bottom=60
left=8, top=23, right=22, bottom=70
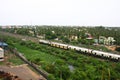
left=9, top=48, right=48, bottom=80
left=39, top=39, right=120, bottom=62
left=1, top=31, right=120, bottom=61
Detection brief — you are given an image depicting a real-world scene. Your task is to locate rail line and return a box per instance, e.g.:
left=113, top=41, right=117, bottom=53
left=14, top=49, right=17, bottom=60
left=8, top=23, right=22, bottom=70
left=10, top=48, right=49, bottom=80
left=39, top=39, right=120, bottom=62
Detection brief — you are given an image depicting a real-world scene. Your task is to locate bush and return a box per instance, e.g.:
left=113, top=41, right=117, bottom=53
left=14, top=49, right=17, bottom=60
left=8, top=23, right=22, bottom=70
left=48, top=74, right=56, bottom=80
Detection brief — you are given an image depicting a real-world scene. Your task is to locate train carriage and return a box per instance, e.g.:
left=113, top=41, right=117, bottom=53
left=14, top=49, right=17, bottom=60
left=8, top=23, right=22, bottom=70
left=39, top=40, right=50, bottom=45
left=39, top=39, right=120, bottom=61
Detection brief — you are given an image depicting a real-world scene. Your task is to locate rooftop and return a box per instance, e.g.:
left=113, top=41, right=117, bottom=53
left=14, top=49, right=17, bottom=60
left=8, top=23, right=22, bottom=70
left=0, top=47, right=3, bottom=50
left=0, top=42, right=8, bottom=47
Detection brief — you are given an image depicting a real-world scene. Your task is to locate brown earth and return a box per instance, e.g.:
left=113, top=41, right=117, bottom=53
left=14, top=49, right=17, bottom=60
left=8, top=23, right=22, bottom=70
left=0, top=31, right=48, bottom=80
left=0, top=64, right=46, bottom=80
left=106, top=45, right=120, bottom=51
left=105, top=46, right=117, bottom=51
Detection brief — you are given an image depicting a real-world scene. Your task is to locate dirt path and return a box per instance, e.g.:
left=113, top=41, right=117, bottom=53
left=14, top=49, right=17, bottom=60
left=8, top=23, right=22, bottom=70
left=0, top=31, right=48, bottom=80
left=105, top=46, right=117, bottom=51
left=0, top=64, right=46, bottom=80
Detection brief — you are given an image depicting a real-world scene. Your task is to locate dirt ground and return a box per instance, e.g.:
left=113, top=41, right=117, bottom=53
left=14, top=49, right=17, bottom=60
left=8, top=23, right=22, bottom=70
left=105, top=45, right=117, bottom=51
left=0, top=32, right=47, bottom=80
left=0, top=64, right=46, bottom=80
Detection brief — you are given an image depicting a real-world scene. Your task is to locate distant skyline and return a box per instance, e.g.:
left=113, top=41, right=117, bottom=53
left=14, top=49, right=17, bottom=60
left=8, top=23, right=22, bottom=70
left=0, top=0, right=120, bottom=27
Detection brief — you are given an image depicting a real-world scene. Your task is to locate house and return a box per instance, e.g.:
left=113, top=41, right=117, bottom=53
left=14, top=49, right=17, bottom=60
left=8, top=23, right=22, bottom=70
left=0, top=42, right=8, bottom=49
left=104, top=37, right=115, bottom=45
left=37, top=34, right=45, bottom=39
left=52, top=31, right=55, bottom=34
left=70, top=35, right=78, bottom=41
left=98, top=36, right=115, bottom=45
left=99, top=36, right=106, bottom=44
left=29, top=30, right=34, bottom=36
left=86, top=33, right=93, bottom=40
left=0, top=48, right=4, bottom=61
left=94, top=39, right=99, bottom=45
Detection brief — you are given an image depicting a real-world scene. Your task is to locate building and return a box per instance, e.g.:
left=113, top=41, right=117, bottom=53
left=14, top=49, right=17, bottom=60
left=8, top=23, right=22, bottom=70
left=70, top=35, right=78, bottom=41
left=0, top=48, right=4, bottom=61
left=0, top=42, right=8, bottom=49
left=98, top=36, right=115, bottom=45
left=99, top=36, right=106, bottom=44
left=104, top=37, right=116, bottom=45
left=85, top=33, right=93, bottom=39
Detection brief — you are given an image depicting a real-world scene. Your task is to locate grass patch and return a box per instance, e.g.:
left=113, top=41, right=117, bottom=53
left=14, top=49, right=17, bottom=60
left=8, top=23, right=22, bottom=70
left=0, top=52, right=24, bottom=66
left=0, top=62, right=4, bottom=65
left=14, top=43, right=60, bottom=64
left=5, top=51, right=24, bottom=65
left=8, top=57, right=24, bottom=65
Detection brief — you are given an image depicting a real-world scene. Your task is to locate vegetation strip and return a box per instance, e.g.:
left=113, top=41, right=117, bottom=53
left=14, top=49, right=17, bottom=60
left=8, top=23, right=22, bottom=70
left=1, top=33, right=120, bottom=80
left=10, top=48, right=49, bottom=80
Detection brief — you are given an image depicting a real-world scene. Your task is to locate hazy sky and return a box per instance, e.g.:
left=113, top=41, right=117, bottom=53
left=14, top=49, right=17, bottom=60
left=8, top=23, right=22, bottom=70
left=0, top=0, right=120, bottom=26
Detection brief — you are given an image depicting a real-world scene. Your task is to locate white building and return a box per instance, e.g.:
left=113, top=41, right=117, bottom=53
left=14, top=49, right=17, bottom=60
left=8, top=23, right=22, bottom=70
left=99, top=36, right=115, bottom=45
left=0, top=48, right=4, bottom=61
left=104, top=37, right=116, bottom=45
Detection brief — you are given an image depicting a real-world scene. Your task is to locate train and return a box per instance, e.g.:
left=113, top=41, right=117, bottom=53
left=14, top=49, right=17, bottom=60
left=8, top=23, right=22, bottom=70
left=39, top=39, right=120, bottom=61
